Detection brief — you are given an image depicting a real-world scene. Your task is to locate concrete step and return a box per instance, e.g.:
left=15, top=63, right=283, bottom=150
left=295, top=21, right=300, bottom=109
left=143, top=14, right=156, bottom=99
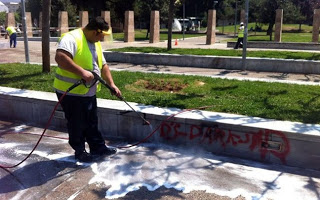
left=1, top=86, right=320, bottom=171
left=103, top=51, right=320, bottom=74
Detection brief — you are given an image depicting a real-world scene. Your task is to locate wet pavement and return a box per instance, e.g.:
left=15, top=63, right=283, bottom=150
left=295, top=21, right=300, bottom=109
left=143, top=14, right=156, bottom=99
left=1, top=120, right=320, bottom=200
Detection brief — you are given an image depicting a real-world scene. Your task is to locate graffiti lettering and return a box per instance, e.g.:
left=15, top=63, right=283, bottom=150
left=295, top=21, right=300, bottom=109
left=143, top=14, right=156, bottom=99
left=160, top=122, right=290, bottom=164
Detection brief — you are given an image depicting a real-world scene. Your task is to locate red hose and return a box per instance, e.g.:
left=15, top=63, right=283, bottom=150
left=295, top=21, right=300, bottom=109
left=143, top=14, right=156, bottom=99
left=0, top=91, right=68, bottom=169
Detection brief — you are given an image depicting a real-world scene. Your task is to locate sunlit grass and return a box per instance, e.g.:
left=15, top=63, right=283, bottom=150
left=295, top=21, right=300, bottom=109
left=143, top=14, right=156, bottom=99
left=113, top=29, right=205, bottom=41
left=1, top=63, right=320, bottom=124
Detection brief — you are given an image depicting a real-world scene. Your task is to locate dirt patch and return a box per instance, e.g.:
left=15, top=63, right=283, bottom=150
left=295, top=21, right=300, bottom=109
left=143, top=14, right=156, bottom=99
left=135, top=79, right=188, bottom=92
left=195, top=81, right=205, bottom=86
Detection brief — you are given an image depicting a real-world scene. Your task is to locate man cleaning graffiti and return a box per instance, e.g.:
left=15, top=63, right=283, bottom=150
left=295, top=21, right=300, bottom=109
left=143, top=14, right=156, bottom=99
left=54, top=16, right=121, bottom=162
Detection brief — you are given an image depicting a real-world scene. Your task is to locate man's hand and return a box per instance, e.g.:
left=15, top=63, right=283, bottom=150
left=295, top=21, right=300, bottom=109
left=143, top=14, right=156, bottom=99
left=56, top=49, right=94, bottom=84
left=80, top=69, right=94, bottom=84
left=101, top=64, right=122, bottom=98
left=110, top=84, right=122, bottom=98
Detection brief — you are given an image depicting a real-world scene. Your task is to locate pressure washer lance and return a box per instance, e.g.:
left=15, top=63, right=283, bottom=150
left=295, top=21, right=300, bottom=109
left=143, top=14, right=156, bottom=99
left=90, top=71, right=150, bottom=125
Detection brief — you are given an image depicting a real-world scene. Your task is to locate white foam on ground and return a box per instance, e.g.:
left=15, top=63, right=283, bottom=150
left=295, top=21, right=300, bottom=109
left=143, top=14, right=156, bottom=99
left=0, top=142, right=19, bottom=149
left=14, top=125, right=27, bottom=132
left=67, top=190, right=81, bottom=200
left=15, top=149, right=73, bottom=163
left=89, top=143, right=320, bottom=200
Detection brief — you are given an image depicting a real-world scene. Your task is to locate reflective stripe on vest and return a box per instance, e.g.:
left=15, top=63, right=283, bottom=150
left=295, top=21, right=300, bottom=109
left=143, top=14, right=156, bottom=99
left=6, top=27, right=16, bottom=36
left=53, top=28, right=103, bottom=94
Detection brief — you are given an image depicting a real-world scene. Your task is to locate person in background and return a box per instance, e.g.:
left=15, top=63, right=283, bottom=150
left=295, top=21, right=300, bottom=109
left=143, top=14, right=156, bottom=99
left=6, top=26, right=17, bottom=48
left=234, top=22, right=244, bottom=49
left=54, top=17, right=121, bottom=162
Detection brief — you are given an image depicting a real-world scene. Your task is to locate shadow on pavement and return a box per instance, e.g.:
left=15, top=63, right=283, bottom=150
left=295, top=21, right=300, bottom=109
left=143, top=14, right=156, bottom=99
left=0, top=156, right=82, bottom=194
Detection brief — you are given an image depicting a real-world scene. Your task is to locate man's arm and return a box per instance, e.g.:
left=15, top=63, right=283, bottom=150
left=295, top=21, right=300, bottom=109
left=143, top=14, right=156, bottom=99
left=55, top=49, right=93, bottom=83
left=101, top=63, right=121, bottom=97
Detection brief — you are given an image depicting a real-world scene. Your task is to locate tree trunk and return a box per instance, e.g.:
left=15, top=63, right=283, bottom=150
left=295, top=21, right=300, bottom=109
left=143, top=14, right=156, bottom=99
left=267, top=22, right=274, bottom=41
left=42, top=0, right=51, bottom=73
left=167, top=0, right=174, bottom=50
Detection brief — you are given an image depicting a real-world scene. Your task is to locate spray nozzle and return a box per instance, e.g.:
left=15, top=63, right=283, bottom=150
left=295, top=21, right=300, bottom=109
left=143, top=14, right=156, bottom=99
left=90, top=71, right=119, bottom=97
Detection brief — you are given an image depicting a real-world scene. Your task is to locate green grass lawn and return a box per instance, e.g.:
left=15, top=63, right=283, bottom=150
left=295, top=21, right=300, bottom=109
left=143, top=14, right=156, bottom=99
left=112, top=23, right=317, bottom=42
left=219, top=23, right=314, bottom=34
left=220, top=23, right=318, bottom=43
left=1, top=63, right=320, bottom=124
left=109, top=47, right=320, bottom=61
left=113, top=29, right=205, bottom=41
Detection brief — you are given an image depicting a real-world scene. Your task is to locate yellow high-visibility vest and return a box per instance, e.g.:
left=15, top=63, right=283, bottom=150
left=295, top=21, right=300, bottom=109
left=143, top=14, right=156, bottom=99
left=53, top=28, right=103, bottom=95
left=238, top=27, right=244, bottom=38
left=6, top=27, right=16, bottom=36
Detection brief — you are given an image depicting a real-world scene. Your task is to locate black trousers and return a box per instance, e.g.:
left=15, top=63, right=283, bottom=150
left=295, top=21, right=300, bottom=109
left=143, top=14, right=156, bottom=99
left=9, top=33, right=17, bottom=48
left=56, top=93, right=105, bottom=154
left=234, top=37, right=243, bottom=49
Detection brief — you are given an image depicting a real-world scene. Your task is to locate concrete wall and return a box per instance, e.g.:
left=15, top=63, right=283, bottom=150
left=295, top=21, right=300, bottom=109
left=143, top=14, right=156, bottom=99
left=104, top=51, right=320, bottom=74
left=1, top=86, right=320, bottom=171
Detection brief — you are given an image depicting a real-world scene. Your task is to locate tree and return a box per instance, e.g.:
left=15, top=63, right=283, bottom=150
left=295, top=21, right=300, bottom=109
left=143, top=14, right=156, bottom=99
left=42, top=0, right=51, bottom=73
left=26, top=0, right=77, bottom=28
left=26, top=0, right=42, bottom=25
left=282, top=1, right=306, bottom=31
left=253, top=0, right=304, bottom=40
left=51, top=0, right=77, bottom=27
left=70, top=0, right=108, bottom=16
left=291, top=0, right=318, bottom=25
left=167, top=0, right=174, bottom=50
left=134, top=0, right=170, bottom=27
left=0, top=12, right=6, bottom=25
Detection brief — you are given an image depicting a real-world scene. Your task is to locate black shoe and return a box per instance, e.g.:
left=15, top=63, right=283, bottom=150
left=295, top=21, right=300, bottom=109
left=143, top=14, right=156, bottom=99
left=91, top=146, right=117, bottom=156
left=75, top=151, right=94, bottom=162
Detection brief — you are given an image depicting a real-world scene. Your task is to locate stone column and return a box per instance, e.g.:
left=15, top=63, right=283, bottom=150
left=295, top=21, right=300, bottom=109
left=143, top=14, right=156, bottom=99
left=240, top=9, right=245, bottom=24
left=274, top=9, right=283, bottom=42
left=124, top=10, right=134, bottom=42
left=101, top=11, right=111, bottom=26
left=312, top=9, right=320, bottom=43
left=79, top=11, right=88, bottom=27
left=149, top=10, right=159, bottom=43
left=5, top=12, right=15, bottom=27
left=5, top=13, right=15, bottom=39
left=26, top=12, right=33, bottom=37
left=101, top=11, right=112, bottom=42
left=206, top=9, right=216, bottom=45
left=58, top=11, right=69, bottom=36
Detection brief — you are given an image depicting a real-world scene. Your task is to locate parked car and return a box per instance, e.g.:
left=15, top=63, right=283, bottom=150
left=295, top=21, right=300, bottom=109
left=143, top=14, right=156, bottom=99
left=177, top=17, right=202, bottom=31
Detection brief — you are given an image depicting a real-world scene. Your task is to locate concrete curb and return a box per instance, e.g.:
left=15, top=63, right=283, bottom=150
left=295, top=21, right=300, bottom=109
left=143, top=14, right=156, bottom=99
left=104, top=51, right=320, bottom=74
left=227, top=41, right=320, bottom=51
left=17, top=37, right=59, bottom=42
left=1, top=86, right=320, bottom=170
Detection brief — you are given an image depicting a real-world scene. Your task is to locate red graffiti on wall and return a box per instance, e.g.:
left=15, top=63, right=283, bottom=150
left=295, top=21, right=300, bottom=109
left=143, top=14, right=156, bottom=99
left=160, top=121, right=290, bottom=164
